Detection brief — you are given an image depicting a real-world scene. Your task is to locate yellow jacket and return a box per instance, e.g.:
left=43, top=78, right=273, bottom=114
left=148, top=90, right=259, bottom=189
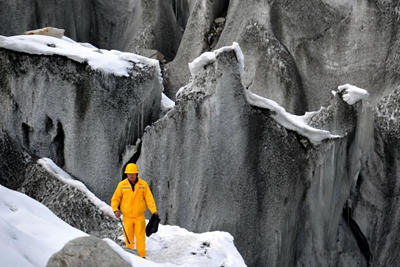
left=111, top=178, right=157, bottom=218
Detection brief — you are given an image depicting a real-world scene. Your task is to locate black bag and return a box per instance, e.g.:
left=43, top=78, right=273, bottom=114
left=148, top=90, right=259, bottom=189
left=146, top=213, right=160, bottom=237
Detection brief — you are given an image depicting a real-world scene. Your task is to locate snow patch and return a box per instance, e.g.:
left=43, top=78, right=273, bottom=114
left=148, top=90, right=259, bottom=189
left=25, top=27, right=65, bottom=38
left=37, top=157, right=114, bottom=218
left=188, top=42, right=244, bottom=78
left=146, top=225, right=246, bottom=267
left=188, top=52, right=216, bottom=77
left=161, top=93, right=175, bottom=112
left=245, top=90, right=341, bottom=145
left=336, top=84, right=369, bottom=105
left=61, top=36, right=98, bottom=49
left=0, top=34, right=163, bottom=86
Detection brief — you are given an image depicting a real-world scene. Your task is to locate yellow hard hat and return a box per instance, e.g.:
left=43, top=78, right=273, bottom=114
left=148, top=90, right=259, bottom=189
left=124, top=163, right=139, bottom=174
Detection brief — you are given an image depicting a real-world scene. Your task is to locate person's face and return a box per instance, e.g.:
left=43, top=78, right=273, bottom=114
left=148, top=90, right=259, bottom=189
left=127, top=173, right=138, bottom=182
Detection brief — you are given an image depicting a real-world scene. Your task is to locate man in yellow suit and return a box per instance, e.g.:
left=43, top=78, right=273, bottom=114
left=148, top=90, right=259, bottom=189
left=111, top=163, right=158, bottom=258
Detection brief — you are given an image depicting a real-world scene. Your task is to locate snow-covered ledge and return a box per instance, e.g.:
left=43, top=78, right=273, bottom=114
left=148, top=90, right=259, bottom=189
left=245, top=90, right=341, bottom=145
left=188, top=42, right=244, bottom=78
left=0, top=34, right=163, bottom=84
left=37, top=158, right=114, bottom=218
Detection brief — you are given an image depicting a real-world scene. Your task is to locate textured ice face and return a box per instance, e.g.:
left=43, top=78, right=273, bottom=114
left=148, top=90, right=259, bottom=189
left=187, top=43, right=343, bottom=145
left=0, top=44, right=162, bottom=201
left=138, top=46, right=364, bottom=266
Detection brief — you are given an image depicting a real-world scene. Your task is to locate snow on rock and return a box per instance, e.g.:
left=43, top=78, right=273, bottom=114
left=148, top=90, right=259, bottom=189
left=188, top=52, right=216, bottom=77
left=37, top=157, right=114, bottom=218
left=161, top=93, right=175, bottom=112
left=61, top=36, right=98, bottom=49
left=0, top=185, right=86, bottom=267
left=335, top=84, right=369, bottom=105
left=245, top=90, right=341, bottom=145
left=0, top=34, right=162, bottom=81
left=189, top=42, right=244, bottom=78
left=145, top=225, right=246, bottom=267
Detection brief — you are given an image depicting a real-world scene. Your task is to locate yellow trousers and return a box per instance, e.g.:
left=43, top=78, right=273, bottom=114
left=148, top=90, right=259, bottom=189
left=123, top=216, right=146, bottom=257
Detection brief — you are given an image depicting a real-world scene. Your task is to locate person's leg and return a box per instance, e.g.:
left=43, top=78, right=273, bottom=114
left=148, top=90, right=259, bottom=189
left=134, top=218, right=146, bottom=257
left=123, top=217, right=135, bottom=249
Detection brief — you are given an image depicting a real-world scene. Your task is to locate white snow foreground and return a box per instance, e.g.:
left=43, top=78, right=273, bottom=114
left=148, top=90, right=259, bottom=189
left=36, top=158, right=247, bottom=267
left=0, top=185, right=86, bottom=267
left=333, top=84, right=369, bottom=105
left=0, top=34, right=163, bottom=83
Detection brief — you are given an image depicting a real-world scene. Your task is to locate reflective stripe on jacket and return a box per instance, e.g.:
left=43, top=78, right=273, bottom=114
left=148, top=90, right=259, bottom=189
left=111, top=178, right=157, bottom=218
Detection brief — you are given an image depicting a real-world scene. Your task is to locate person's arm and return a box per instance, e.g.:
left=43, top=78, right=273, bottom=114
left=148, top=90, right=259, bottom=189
left=145, top=183, right=157, bottom=215
left=111, top=183, right=122, bottom=218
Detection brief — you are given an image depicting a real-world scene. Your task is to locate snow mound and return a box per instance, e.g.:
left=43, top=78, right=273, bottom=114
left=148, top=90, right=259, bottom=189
left=188, top=42, right=244, bottom=78
left=146, top=225, right=246, bottom=267
left=245, top=90, right=341, bottom=145
left=0, top=185, right=86, bottom=267
left=38, top=158, right=114, bottom=218
left=0, top=34, right=163, bottom=82
left=335, top=84, right=369, bottom=105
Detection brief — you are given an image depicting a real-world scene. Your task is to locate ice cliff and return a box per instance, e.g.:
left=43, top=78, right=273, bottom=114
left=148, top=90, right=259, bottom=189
left=0, top=35, right=162, bottom=200
left=137, top=45, right=369, bottom=266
